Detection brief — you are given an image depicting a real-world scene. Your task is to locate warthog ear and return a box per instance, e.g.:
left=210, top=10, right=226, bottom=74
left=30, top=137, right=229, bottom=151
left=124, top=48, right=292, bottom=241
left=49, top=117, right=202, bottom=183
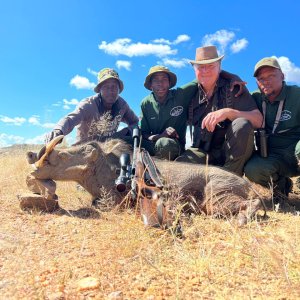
left=26, top=151, right=38, bottom=164
left=84, top=142, right=100, bottom=162
left=58, top=152, right=71, bottom=161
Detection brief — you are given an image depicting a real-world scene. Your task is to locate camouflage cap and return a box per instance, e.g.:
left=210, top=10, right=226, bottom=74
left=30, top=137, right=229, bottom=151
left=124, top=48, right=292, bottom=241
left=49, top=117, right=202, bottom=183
left=253, top=57, right=282, bottom=77
left=94, top=68, right=124, bottom=93
left=144, top=65, right=177, bottom=90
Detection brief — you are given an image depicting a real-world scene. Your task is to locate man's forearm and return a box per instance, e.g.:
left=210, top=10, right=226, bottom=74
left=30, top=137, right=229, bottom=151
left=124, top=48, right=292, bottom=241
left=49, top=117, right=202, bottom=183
left=227, top=108, right=263, bottom=129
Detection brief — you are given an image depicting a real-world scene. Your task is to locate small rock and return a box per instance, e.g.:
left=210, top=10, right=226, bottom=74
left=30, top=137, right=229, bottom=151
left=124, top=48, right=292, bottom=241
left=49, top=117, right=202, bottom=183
left=47, top=291, right=65, bottom=300
left=107, top=291, right=123, bottom=300
left=77, top=277, right=100, bottom=291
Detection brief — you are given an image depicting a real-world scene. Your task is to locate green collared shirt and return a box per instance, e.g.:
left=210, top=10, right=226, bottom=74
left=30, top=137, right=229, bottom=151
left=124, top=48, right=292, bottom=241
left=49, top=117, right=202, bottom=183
left=140, top=81, right=198, bottom=147
left=252, top=82, right=300, bottom=150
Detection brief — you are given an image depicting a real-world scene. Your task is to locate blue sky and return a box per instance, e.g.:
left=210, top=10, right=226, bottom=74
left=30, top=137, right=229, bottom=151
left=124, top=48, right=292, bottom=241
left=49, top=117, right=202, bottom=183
left=1, top=0, right=299, bottom=147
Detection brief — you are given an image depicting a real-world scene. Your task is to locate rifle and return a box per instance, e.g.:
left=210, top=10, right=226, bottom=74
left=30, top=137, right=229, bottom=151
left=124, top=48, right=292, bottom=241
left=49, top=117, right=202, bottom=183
left=115, top=127, right=179, bottom=231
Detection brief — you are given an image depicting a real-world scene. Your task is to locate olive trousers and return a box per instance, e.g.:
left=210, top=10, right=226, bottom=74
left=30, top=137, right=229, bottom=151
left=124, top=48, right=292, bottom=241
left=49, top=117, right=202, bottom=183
left=244, top=140, right=300, bottom=194
left=175, top=118, right=255, bottom=176
left=141, top=137, right=182, bottom=161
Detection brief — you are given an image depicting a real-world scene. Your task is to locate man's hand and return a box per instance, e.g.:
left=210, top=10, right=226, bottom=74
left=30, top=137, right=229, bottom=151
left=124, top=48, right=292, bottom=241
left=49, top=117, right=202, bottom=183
left=113, top=127, right=130, bottom=138
left=230, top=80, right=247, bottom=97
left=44, top=129, right=63, bottom=144
left=162, top=127, right=179, bottom=139
left=148, top=127, right=179, bottom=142
left=201, top=109, right=229, bottom=132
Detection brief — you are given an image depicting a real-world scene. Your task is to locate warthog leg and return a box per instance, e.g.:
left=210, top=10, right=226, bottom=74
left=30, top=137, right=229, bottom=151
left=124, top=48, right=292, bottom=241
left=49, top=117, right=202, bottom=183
left=237, top=198, right=262, bottom=226
left=18, top=193, right=59, bottom=212
left=18, top=175, right=60, bottom=212
left=26, top=174, right=57, bottom=200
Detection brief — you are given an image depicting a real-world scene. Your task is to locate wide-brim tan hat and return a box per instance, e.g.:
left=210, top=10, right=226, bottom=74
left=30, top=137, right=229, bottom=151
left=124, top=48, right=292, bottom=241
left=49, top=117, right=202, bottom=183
left=144, top=65, right=177, bottom=90
left=253, top=57, right=282, bottom=77
left=190, top=45, right=224, bottom=65
left=94, top=68, right=124, bottom=93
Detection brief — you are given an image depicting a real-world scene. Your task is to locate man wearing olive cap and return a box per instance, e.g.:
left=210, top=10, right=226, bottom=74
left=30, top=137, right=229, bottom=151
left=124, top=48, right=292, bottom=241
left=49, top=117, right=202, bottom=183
left=244, top=57, right=300, bottom=197
left=45, top=68, right=138, bottom=144
left=140, top=63, right=244, bottom=160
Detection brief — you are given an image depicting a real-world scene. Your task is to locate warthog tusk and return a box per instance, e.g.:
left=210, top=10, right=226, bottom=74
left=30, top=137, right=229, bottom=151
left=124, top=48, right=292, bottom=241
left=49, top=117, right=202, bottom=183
left=35, top=135, right=64, bottom=168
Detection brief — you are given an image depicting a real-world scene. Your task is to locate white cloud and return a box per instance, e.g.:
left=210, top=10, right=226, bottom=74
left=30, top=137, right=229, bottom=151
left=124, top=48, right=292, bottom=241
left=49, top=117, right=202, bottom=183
left=0, top=132, right=54, bottom=147
left=152, top=34, right=190, bottom=45
left=28, top=115, right=40, bottom=126
left=41, top=122, right=56, bottom=129
left=202, top=29, right=235, bottom=55
left=27, top=115, right=56, bottom=128
left=98, top=38, right=177, bottom=57
left=25, top=134, right=45, bottom=145
left=70, top=75, right=95, bottom=89
left=202, top=29, right=250, bottom=56
left=0, top=115, right=26, bottom=126
left=87, top=68, right=98, bottom=77
left=63, top=98, right=79, bottom=110
left=161, top=58, right=189, bottom=68
left=0, top=133, right=25, bottom=147
left=63, top=98, right=79, bottom=106
left=230, top=38, right=249, bottom=53
left=173, top=34, right=190, bottom=44
left=152, top=38, right=171, bottom=45
left=275, top=56, right=300, bottom=84
left=116, top=60, right=132, bottom=71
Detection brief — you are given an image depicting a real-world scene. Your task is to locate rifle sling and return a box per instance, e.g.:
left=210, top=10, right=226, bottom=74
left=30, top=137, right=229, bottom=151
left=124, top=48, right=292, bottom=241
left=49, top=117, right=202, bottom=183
left=141, top=150, right=164, bottom=188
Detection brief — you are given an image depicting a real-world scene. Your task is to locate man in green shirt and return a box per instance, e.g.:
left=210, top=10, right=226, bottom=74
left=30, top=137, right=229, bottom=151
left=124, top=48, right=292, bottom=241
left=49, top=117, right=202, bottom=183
left=140, top=65, right=244, bottom=160
left=244, top=57, right=300, bottom=197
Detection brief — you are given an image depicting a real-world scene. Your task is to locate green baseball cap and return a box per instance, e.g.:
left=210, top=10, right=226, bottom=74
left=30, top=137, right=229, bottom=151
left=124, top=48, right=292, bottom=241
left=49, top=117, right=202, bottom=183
left=144, top=65, right=177, bottom=90
left=94, top=68, right=124, bottom=93
left=253, top=57, right=282, bottom=77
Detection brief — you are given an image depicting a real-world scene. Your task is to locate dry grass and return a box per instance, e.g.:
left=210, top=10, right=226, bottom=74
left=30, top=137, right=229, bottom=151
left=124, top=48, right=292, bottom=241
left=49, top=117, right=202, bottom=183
left=1, top=149, right=300, bottom=299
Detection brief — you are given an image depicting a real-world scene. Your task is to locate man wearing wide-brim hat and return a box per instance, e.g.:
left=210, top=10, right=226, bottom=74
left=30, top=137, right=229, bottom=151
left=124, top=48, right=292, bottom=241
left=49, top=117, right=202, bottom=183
left=176, top=46, right=263, bottom=176
left=45, top=68, right=138, bottom=144
left=140, top=64, right=245, bottom=160
left=244, top=57, right=300, bottom=198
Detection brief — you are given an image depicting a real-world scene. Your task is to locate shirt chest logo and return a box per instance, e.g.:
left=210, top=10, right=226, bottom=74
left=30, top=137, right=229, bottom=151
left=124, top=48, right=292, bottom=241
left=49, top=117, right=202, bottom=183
left=280, top=110, right=291, bottom=121
left=170, top=106, right=183, bottom=117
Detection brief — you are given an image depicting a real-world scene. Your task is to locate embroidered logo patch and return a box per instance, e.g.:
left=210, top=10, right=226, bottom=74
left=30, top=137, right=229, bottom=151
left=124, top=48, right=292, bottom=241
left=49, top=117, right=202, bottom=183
left=280, top=110, right=291, bottom=121
left=170, top=106, right=183, bottom=117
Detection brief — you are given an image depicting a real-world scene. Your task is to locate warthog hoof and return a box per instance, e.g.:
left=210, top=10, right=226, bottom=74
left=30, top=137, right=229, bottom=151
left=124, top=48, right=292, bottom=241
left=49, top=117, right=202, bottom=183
left=237, top=198, right=263, bottom=226
left=18, top=193, right=60, bottom=212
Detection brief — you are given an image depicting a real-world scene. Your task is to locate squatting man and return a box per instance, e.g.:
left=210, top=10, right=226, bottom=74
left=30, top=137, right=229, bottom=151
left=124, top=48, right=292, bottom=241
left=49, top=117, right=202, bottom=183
left=45, top=68, right=138, bottom=144
left=245, top=57, right=300, bottom=197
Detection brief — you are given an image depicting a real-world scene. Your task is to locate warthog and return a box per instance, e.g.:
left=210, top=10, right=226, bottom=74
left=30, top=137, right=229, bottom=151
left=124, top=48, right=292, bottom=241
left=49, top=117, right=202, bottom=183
left=20, top=136, right=265, bottom=225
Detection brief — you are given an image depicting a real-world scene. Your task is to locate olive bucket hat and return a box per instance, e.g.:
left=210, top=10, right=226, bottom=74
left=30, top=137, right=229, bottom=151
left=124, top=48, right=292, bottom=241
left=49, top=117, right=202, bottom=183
left=253, top=57, right=282, bottom=77
left=94, top=68, right=124, bottom=93
left=144, top=65, right=177, bottom=90
left=190, top=45, right=224, bottom=65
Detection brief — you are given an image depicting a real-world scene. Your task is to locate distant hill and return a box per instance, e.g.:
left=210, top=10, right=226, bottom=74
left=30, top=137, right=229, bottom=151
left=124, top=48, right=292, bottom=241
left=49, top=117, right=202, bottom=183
left=0, top=144, right=43, bottom=155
